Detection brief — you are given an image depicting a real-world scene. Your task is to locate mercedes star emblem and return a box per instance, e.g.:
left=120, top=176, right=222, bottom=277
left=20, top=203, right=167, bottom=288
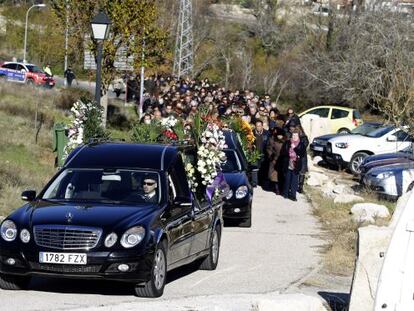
left=66, top=212, right=73, bottom=223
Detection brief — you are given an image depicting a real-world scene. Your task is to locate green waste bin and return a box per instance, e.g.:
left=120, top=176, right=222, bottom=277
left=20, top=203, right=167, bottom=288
left=52, top=123, right=68, bottom=167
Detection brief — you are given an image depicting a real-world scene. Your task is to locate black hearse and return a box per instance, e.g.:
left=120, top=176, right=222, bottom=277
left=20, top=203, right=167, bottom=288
left=0, top=143, right=223, bottom=297
left=221, top=131, right=256, bottom=227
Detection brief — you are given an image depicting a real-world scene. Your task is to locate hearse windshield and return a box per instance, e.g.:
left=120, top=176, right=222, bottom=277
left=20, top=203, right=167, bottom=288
left=42, top=169, right=161, bottom=204
left=221, top=150, right=242, bottom=172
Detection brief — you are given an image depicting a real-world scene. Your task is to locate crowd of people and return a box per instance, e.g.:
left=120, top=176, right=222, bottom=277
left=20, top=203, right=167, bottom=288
left=134, top=75, right=310, bottom=202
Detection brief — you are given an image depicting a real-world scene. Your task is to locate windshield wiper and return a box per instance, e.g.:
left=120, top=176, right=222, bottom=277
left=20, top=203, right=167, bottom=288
left=40, top=198, right=67, bottom=203
left=98, top=199, right=123, bottom=204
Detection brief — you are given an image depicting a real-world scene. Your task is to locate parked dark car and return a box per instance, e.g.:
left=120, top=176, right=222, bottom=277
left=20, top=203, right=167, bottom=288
left=221, top=131, right=255, bottom=227
left=359, top=145, right=414, bottom=179
left=0, top=143, right=223, bottom=297
left=362, top=162, right=414, bottom=199
left=310, top=122, right=383, bottom=157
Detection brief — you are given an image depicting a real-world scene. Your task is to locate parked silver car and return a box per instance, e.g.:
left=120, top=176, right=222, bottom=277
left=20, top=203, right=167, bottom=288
left=362, top=162, right=414, bottom=199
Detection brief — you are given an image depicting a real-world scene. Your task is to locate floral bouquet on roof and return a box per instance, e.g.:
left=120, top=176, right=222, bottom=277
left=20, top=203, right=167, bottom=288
left=193, top=123, right=228, bottom=202
left=63, top=100, right=107, bottom=163
left=226, top=117, right=261, bottom=165
left=160, top=116, right=179, bottom=142
left=131, top=115, right=186, bottom=144
left=131, top=111, right=228, bottom=201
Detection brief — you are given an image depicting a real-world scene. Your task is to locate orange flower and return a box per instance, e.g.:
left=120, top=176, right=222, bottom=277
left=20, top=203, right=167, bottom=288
left=241, top=119, right=255, bottom=146
left=247, top=134, right=255, bottom=144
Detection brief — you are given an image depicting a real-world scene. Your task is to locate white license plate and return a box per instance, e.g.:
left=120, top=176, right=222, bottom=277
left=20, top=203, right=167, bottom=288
left=39, top=252, right=87, bottom=265
left=313, top=146, right=324, bottom=152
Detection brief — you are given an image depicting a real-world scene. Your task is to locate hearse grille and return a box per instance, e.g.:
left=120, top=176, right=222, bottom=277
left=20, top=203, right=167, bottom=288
left=33, top=225, right=102, bottom=250
left=30, top=263, right=102, bottom=273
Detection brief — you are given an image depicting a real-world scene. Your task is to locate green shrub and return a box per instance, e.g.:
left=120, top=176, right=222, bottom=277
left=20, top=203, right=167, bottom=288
left=107, top=105, right=131, bottom=130
left=53, top=87, right=93, bottom=110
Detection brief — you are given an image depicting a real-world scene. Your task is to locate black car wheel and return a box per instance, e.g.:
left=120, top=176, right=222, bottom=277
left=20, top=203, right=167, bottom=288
left=134, top=240, right=167, bottom=298
left=239, top=203, right=252, bottom=228
left=350, top=152, right=369, bottom=175
left=199, top=225, right=221, bottom=270
left=337, top=128, right=350, bottom=134
left=0, top=274, right=31, bottom=290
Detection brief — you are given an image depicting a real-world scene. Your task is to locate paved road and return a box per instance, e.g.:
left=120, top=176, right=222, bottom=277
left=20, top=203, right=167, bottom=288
left=0, top=188, right=323, bottom=310
left=54, top=76, right=122, bottom=101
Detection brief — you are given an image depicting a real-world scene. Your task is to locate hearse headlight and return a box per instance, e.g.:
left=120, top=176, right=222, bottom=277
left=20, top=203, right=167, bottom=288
left=121, top=226, right=145, bottom=248
left=19, top=229, right=30, bottom=243
left=1, top=220, right=17, bottom=242
left=235, top=185, right=248, bottom=199
left=225, top=189, right=233, bottom=200
left=104, top=232, right=118, bottom=248
left=335, top=142, right=349, bottom=149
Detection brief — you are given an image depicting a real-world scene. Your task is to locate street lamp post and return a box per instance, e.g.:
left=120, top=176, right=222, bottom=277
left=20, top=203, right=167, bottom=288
left=138, top=35, right=145, bottom=120
left=90, top=11, right=111, bottom=111
left=23, top=3, right=46, bottom=63
left=91, top=11, right=111, bottom=126
left=63, top=0, right=69, bottom=86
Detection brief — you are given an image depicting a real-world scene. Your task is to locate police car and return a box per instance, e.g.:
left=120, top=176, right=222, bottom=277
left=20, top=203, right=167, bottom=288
left=0, top=61, right=55, bottom=88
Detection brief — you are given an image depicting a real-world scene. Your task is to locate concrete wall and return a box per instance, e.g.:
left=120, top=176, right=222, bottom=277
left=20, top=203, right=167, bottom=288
left=348, top=193, right=410, bottom=311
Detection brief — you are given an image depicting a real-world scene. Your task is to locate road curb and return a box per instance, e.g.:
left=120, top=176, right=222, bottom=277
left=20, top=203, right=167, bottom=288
left=67, top=293, right=330, bottom=311
left=256, top=294, right=329, bottom=311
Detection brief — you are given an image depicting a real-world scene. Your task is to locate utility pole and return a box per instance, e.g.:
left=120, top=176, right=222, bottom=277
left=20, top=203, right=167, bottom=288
left=173, top=0, right=193, bottom=79
left=138, top=35, right=145, bottom=119
left=63, top=0, right=69, bottom=86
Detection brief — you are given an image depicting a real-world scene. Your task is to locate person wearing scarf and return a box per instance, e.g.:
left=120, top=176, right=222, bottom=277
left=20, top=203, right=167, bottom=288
left=280, top=129, right=306, bottom=201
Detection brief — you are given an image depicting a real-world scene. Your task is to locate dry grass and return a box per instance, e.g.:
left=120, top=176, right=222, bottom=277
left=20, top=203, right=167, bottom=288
left=0, top=82, right=135, bottom=216
left=0, top=82, right=69, bottom=127
left=0, top=82, right=70, bottom=216
left=306, top=186, right=395, bottom=276
left=0, top=111, right=57, bottom=216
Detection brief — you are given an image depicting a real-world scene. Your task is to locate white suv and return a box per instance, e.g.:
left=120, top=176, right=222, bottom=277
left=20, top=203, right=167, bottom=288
left=325, top=126, right=412, bottom=174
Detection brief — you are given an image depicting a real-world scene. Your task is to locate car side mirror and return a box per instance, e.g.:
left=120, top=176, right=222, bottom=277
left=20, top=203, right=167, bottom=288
left=21, top=190, right=36, bottom=201
left=387, top=136, right=397, bottom=142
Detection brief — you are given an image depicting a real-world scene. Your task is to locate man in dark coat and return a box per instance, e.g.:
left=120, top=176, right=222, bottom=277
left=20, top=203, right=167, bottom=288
left=284, top=108, right=301, bottom=132
left=254, top=120, right=270, bottom=186
left=64, top=66, right=76, bottom=87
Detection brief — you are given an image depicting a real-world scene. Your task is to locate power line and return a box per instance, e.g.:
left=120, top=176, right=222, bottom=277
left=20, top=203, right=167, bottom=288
left=173, top=0, right=193, bottom=79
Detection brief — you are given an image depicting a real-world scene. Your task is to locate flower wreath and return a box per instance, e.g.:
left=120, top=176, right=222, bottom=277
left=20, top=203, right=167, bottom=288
left=183, top=123, right=227, bottom=200
left=63, top=100, right=105, bottom=161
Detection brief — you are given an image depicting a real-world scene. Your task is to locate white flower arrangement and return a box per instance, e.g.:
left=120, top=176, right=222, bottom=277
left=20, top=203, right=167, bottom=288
left=63, top=100, right=101, bottom=161
left=161, top=116, right=178, bottom=129
left=197, top=123, right=227, bottom=187
left=184, top=162, right=198, bottom=192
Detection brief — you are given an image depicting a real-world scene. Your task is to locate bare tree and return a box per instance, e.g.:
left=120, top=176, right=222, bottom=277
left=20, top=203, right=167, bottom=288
left=302, top=9, right=414, bottom=133
left=236, top=45, right=253, bottom=90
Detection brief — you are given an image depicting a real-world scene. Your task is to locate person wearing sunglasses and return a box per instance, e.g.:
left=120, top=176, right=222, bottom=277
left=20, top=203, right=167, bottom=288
left=141, top=178, right=158, bottom=203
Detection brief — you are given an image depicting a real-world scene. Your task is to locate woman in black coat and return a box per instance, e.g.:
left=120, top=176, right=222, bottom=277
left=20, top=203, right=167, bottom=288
left=296, top=125, right=309, bottom=193
left=279, top=129, right=307, bottom=201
